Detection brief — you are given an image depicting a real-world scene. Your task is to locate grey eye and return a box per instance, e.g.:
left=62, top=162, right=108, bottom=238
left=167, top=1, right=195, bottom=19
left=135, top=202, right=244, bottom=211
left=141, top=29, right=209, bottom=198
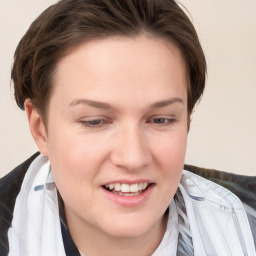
left=153, top=118, right=167, bottom=124
left=88, top=119, right=103, bottom=126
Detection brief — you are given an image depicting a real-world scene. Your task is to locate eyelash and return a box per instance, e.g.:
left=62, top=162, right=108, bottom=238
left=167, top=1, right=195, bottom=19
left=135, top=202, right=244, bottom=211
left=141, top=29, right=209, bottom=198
left=147, top=117, right=176, bottom=126
left=79, top=119, right=111, bottom=128
left=79, top=117, right=176, bottom=129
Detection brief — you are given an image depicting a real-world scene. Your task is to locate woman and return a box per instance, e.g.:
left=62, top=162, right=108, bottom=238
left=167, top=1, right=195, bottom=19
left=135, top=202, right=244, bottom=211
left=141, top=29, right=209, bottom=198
left=0, top=0, right=255, bottom=255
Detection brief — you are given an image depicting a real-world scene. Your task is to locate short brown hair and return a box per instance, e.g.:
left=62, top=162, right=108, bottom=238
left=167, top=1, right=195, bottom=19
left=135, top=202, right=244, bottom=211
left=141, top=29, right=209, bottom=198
left=12, top=0, right=206, bottom=123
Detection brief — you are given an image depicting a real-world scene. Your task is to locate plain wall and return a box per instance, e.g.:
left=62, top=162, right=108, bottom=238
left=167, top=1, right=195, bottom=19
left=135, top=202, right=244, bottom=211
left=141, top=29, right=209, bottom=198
left=0, top=0, right=255, bottom=177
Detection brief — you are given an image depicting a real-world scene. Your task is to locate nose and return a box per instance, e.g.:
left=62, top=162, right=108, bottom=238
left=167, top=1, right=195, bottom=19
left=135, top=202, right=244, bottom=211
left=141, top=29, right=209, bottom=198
left=110, top=124, right=151, bottom=171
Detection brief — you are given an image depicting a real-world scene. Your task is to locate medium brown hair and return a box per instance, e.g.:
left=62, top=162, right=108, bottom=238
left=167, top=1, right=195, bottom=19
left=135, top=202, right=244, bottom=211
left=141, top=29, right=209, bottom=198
left=12, top=0, right=206, bottom=124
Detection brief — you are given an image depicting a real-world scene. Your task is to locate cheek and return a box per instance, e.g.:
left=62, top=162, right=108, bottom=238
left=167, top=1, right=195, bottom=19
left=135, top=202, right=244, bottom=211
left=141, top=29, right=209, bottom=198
left=149, top=130, right=187, bottom=215
left=46, top=134, right=100, bottom=209
left=152, top=130, right=187, bottom=168
left=46, top=128, right=108, bottom=182
left=151, top=129, right=187, bottom=190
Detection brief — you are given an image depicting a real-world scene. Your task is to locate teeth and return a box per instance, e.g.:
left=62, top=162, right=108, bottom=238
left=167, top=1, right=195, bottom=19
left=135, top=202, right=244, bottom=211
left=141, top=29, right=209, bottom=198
left=108, top=184, right=114, bottom=190
left=105, top=182, right=149, bottom=193
left=114, top=183, right=121, bottom=191
left=142, top=182, right=148, bottom=190
left=130, top=184, right=139, bottom=193
left=121, top=184, right=130, bottom=193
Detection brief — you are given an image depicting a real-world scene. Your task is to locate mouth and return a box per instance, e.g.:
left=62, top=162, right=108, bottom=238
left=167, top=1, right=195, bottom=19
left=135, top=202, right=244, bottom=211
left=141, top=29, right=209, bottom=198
left=102, top=182, right=152, bottom=196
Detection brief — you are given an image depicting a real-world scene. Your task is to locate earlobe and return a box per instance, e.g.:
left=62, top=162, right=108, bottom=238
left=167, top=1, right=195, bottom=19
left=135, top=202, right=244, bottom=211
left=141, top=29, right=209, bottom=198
left=24, top=99, right=48, bottom=157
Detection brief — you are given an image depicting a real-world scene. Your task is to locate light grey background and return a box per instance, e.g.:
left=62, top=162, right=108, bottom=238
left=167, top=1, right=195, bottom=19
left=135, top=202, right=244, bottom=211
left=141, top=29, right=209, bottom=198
left=1, top=0, right=256, bottom=176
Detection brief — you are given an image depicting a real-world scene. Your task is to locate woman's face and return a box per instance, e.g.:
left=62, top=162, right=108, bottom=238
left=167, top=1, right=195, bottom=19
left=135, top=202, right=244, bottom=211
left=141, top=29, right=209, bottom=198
left=42, top=36, right=188, bottom=239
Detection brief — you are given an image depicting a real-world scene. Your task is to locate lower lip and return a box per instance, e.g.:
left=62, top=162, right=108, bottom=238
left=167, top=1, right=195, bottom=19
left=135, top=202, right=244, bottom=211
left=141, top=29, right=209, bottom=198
left=100, top=184, right=155, bottom=207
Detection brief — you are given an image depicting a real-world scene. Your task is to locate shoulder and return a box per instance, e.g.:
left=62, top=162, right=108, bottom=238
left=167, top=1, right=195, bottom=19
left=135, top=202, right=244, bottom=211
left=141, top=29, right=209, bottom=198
left=0, top=152, right=40, bottom=207
left=0, top=152, right=40, bottom=255
left=184, top=164, right=256, bottom=210
left=183, top=165, right=256, bottom=252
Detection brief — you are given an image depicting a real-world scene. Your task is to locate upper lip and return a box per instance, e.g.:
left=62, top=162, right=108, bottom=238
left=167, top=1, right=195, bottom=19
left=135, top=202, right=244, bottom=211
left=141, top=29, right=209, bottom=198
left=101, top=179, right=154, bottom=186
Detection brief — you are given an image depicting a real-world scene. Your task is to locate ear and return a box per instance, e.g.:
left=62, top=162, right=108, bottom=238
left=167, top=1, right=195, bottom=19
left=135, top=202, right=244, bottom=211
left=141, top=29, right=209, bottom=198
left=24, top=99, right=49, bottom=157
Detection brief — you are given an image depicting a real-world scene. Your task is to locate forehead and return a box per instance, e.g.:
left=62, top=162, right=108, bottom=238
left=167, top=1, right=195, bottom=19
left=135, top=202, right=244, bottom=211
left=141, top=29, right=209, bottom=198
left=51, top=35, right=187, bottom=110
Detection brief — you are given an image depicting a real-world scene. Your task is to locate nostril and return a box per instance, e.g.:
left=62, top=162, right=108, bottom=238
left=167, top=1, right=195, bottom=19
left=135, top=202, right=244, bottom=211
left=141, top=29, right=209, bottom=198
left=110, top=152, right=150, bottom=171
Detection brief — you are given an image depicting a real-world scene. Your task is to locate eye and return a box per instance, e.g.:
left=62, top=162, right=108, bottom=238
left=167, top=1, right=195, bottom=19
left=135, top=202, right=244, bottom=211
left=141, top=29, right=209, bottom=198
left=79, top=118, right=112, bottom=128
left=153, top=118, right=169, bottom=124
left=86, top=119, right=104, bottom=126
left=147, top=117, right=176, bottom=126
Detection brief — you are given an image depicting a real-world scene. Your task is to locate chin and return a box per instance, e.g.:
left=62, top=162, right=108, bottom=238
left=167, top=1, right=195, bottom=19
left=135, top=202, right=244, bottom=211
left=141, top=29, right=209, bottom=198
left=100, top=213, right=161, bottom=239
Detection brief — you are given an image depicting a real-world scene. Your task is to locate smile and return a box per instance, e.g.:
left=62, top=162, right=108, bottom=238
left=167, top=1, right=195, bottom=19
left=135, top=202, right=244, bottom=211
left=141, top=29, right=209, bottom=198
left=101, top=180, right=154, bottom=206
left=103, top=182, right=150, bottom=196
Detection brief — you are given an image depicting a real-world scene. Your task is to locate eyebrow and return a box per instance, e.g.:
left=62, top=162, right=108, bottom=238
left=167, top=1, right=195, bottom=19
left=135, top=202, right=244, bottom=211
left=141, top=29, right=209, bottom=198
left=69, top=97, right=184, bottom=110
left=150, top=98, right=184, bottom=108
left=70, top=99, right=114, bottom=110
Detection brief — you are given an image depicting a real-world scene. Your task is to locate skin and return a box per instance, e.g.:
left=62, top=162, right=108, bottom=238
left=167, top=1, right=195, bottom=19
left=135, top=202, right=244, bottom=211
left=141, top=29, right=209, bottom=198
left=25, top=35, right=188, bottom=256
